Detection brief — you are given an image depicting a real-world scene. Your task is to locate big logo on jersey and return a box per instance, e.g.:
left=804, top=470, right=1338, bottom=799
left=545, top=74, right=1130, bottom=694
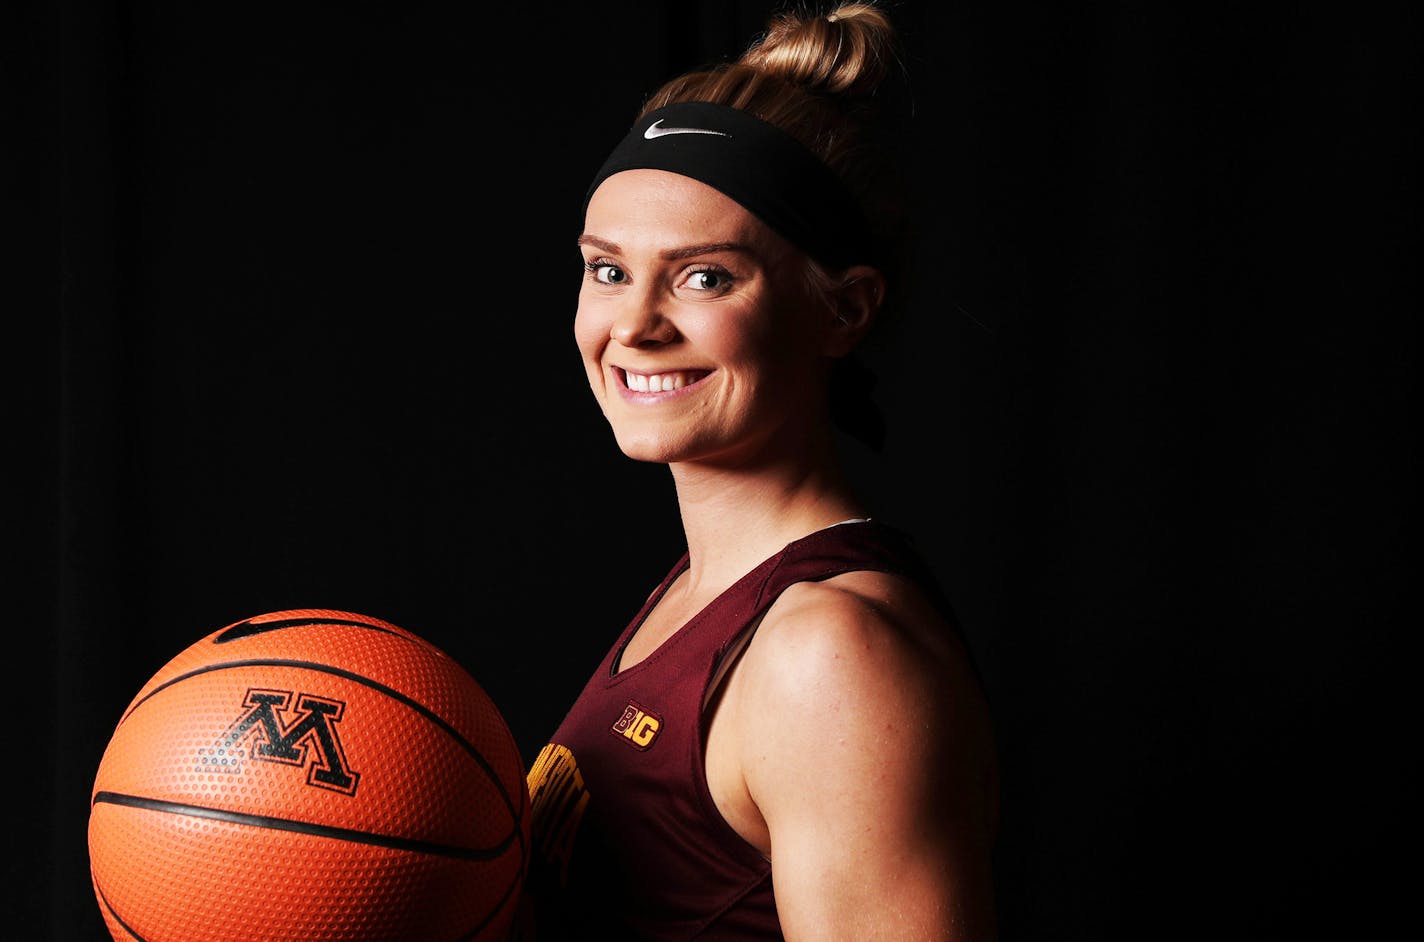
left=198, top=688, right=360, bottom=795
left=610, top=701, right=662, bottom=750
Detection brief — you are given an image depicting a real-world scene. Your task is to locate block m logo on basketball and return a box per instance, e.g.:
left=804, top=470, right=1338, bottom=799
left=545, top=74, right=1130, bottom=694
left=200, top=688, right=360, bottom=795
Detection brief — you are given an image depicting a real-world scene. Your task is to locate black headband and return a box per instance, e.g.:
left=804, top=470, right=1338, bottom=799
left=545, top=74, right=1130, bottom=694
left=583, top=101, right=873, bottom=271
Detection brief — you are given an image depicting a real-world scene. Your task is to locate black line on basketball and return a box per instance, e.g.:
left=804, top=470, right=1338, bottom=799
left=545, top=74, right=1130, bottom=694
left=96, top=882, right=152, bottom=941
left=455, top=863, right=525, bottom=942
left=93, top=791, right=518, bottom=860
left=215, top=616, right=415, bottom=644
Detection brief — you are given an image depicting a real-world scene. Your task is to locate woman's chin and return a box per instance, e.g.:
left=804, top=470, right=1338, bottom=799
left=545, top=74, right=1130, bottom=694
left=609, top=424, right=712, bottom=465
left=613, top=433, right=681, bottom=465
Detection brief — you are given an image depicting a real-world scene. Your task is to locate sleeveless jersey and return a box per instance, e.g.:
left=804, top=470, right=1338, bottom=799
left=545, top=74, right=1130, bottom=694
left=522, top=519, right=961, bottom=941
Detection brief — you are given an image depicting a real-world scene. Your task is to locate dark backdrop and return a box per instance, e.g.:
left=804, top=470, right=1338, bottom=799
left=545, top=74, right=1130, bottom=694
left=12, top=1, right=1414, bottom=939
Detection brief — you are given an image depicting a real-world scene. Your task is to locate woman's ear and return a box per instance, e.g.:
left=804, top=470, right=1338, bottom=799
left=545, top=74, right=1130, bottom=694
left=825, top=265, right=886, bottom=357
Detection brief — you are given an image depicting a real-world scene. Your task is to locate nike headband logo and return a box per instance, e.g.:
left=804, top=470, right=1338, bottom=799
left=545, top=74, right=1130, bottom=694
left=644, top=119, right=730, bottom=140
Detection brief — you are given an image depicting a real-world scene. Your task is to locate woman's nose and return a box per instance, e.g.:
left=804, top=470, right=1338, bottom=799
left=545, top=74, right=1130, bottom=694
left=609, top=288, right=677, bottom=348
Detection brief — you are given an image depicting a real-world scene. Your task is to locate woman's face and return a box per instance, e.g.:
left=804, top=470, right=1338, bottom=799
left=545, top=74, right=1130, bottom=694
left=575, top=169, right=832, bottom=466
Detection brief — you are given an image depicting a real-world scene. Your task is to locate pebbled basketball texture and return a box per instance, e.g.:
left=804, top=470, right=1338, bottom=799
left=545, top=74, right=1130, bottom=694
left=88, top=608, right=529, bottom=942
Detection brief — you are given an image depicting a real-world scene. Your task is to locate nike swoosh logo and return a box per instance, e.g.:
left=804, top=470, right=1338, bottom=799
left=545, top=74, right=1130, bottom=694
left=644, top=119, right=730, bottom=140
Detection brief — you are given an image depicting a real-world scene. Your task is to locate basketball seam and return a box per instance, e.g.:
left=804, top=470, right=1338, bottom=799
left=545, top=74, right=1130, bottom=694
left=91, top=791, right=518, bottom=860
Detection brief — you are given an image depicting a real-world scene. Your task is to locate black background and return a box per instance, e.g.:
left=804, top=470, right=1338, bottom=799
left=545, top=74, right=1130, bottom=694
left=11, top=1, right=1414, bottom=939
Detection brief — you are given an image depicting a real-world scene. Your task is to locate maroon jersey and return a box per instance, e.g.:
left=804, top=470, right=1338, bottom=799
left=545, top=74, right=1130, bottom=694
left=522, top=519, right=961, bottom=940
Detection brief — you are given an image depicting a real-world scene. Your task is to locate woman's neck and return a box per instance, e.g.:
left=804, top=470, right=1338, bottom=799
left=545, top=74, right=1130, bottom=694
left=667, top=455, right=867, bottom=601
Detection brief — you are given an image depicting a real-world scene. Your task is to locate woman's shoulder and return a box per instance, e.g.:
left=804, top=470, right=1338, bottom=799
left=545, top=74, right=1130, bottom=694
left=729, top=566, right=998, bottom=834
left=744, top=568, right=981, bottom=719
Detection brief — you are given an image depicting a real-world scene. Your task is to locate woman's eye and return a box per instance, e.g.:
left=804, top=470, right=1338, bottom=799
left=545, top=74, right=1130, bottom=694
left=586, top=261, right=627, bottom=285
left=684, top=269, right=730, bottom=292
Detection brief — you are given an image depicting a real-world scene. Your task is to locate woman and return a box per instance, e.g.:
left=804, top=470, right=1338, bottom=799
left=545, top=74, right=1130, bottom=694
left=521, top=4, right=999, bottom=939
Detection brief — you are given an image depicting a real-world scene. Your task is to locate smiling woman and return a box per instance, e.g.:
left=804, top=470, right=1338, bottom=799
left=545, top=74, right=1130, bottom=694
left=576, top=170, right=825, bottom=466
left=516, top=3, right=1000, bottom=941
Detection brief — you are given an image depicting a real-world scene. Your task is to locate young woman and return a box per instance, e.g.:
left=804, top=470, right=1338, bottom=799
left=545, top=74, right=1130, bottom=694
left=521, top=4, right=999, bottom=939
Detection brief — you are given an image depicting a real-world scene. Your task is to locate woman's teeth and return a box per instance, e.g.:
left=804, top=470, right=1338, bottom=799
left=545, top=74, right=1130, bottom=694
left=626, top=371, right=700, bottom=392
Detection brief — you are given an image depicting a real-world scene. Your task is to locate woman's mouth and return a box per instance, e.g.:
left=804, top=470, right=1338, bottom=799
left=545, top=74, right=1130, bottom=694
left=618, top=368, right=712, bottom=393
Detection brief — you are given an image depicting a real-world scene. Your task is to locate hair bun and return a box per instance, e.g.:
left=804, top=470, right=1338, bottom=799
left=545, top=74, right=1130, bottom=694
left=740, top=2, right=900, bottom=98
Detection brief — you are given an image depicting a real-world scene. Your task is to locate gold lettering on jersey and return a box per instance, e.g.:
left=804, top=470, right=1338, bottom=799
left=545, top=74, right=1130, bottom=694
left=526, top=743, right=590, bottom=890
left=610, top=700, right=662, bottom=750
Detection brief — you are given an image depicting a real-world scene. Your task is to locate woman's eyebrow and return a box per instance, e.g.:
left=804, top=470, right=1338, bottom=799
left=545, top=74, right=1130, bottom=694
left=576, top=234, right=620, bottom=254
left=661, top=241, right=751, bottom=261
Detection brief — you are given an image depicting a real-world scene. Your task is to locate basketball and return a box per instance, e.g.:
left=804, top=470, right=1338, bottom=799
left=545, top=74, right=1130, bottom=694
left=87, top=608, right=529, bottom=942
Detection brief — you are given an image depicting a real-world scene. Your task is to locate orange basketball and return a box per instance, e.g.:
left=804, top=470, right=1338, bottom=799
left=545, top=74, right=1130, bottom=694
left=87, top=608, right=529, bottom=942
